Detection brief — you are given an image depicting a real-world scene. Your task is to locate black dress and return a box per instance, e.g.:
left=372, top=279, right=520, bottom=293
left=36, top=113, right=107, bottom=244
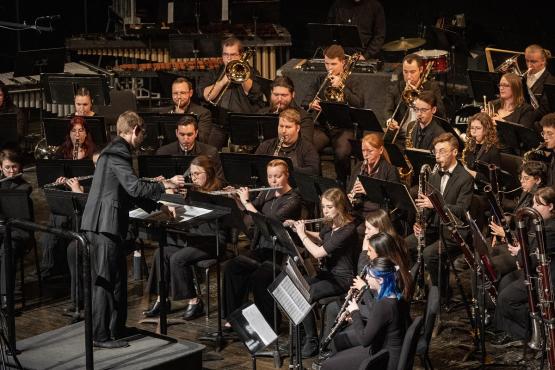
left=492, top=100, right=536, bottom=155
left=322, top=294, right=407, bottom=370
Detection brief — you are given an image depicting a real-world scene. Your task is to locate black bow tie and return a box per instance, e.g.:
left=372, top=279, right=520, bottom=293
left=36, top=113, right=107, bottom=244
left=438, top=170, right=451, bottom=178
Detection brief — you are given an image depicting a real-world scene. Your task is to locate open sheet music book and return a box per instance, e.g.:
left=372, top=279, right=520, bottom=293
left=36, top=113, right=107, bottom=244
left=129, top=201, right=212, bottom=223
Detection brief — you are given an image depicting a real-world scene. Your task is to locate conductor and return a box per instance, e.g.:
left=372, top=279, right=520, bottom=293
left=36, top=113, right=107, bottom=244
left=81, top=111, right=181, bottom=348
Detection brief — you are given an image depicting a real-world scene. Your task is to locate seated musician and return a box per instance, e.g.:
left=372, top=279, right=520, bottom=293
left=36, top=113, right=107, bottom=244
left=393, top=90, right=445, bottom=151
left=41, top=116, right=97, bottom=278
left=487, top=73, right=535, bottom=155
left=491, top=187, right=555, bottom=347
left=540, top=113, right=555, bottom=187
left=327, top=0, right=385, bottom=60
left=72, top=87, right=96, bottom=117
left=258, top=76, right=314, bottom=143
left=288, top=188, right=359, bottom=357
left=255, top=108, right=320, bottom=175
left=0, top=82, right=27, bottom=140
left=524, top=44, right=555, bottom=121
left=168, top=77, right=212, bottom=144
left=385, top=53, right=445, bottom=136
left=406, top=133, right=473, bottom=299
left=222, top=160, right=302, bottom=329
left=308, top=44, right=363, bottom=185
left=347, top=132, right=400, bottom=221
left=320, top=257, right=409, bottom=370
left=0, top=149, right=33, bottom=300
left=202, top=37, right=266, bottom=149
left=489, top=160, right=547, bottom=279
left=155, top=115, right=223, bottom=179
left=143, top=155, right=225, bottom=320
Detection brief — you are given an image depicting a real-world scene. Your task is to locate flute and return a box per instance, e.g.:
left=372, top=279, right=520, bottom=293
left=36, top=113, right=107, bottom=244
left=43, top=175, right=94, bottom=188
left=208, top=186, right=282, bottom=195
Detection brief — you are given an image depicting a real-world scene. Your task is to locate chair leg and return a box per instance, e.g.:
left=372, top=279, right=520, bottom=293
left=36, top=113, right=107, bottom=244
left=205, top=267, right=210, bottom=319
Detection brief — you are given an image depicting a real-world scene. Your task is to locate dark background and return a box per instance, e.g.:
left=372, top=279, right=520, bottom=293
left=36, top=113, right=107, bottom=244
left=1, top=0, right=553, bottom=71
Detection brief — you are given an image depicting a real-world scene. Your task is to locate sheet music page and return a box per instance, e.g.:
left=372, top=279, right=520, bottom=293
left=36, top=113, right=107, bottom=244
left=272, top=275, right=311, bottom=325
left=242, top=305, right=277, bottom=346
left=284, top=257, right=311, bottom=301
left=129, top=202, right=212, bottom=223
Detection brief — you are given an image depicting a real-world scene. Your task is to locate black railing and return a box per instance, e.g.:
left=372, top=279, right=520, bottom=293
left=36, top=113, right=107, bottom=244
left=1, top=218, right=93, bottom=370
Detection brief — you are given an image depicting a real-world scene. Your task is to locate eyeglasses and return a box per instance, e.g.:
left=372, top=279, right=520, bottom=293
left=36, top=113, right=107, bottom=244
left=541, top=131, right=554, bottom=139
left=432, top=148, right=452, bottom=156
left=498, top=83, right=511, bottom=88
left=413, top=107, right=431, bottom=114
left=222, top=52, right=240, bottom=58
left=71, top=129, right=85, bottom=134
left=191, top=171, right=206, bottom=177
left=520, top=175, right=534, bottom=182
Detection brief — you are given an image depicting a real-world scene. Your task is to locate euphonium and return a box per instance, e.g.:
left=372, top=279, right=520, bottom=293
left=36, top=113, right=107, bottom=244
left=523, top=143, right=547, bottom=163
left=34, top=138, right=59, bottom=160
left=515, top=207, right=555, bottom=362
left=494, top=54, right=523, bottom=76
left=207, top=48, right=255, bottom=106
left=323, top=52, right=362, bottom=103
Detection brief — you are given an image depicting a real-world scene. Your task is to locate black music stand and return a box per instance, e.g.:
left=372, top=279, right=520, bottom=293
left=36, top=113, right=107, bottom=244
left=495, top=119, right=541, bottom=152
left=350, top=107, right=383, bottom=136
left=467, top=70, right=500, bottom=101
left=0, top=113, right=18, bottom=149
left=384, top=143, right=412, bottom=172
left=137, top=155, right=196, bottom=179
left=220, top=153, right=295, bottom=188
left=228, top=303, right=279, bottom=370
left=228, top=113, right=279, bottom=146
left=139, top=113, right=197, bottom=148
left=36, top=159, right=95, bottom=187
left=43, top=117, right=107, bottom=147
left=41, top=73, right=110, bottom=106
left=292, top=172, right=343, bottom=218
left=474, top=160, right=519, bottom=193
left=43, top=188, right=88, bottom=321
left=320, top=103, right=381, bottom=139
left=434, top=116, right=465, bottom=150
left=306, top=23, right=363, bottom=50
left=545, top=83, right=555, bottom=112
left=404, top=148, right=436, bottom=171
left=13, top=47, right=65, bottom=77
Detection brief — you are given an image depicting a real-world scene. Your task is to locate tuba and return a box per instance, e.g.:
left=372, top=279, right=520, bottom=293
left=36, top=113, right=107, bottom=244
left=323, top=52, right=362, bottom=103
left=34, top=138, right=59, bottom=159
left=515, top=207, right=555, bottom=362
left=207, top=48, right=255, bottom=106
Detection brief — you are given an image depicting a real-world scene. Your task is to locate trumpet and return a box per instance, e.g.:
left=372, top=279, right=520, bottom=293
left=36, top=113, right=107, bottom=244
left=208, top=186, right=282, bottom=195
left=43, top=174, right=94, bottom=188
left=482, top=95, right=496, bottom=118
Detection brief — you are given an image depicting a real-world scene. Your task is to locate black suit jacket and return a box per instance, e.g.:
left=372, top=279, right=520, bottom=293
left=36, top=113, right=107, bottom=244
left=81, top=137, right=164, bottom=239
left=427, top=162, right=474, bottom=230
left=530, top=70, right=555, bottom=121
left=384, top=79, right=445, bottom=123
left=155, top=140, right=223, bottom=179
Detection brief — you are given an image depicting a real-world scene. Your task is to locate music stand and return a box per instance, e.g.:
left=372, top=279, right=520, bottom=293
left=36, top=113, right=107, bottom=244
left=467, top=70, right=501, bottom=101
left=43, top=188, right=88, bottom=321
left=188, top=190, right=248, bottom=235
left=220, top=153, right=295, bottom=188
left=36, top=159, right=95, bottom=187
left=137, top=155, right=195, bottom=180
left=350, top=107, right=383, bottom=136
left=228, top=113, right=279, bottom=146
left=41, top=74, right=111, bottom=106
left=228, top=303, right=278, bottom=370
left=384, top=143, right=412, bottom=172
left=43, top=117, right=107, bottom=147
left=0, top=113, right=18, bottom=149
left=306, top=23, right=363, bottom=50
left=404, top=148, right=436, bottom=171
left=474, top=160, right=519, bottom=192
left=434, top=116, right=465, bottom=150
left=544, top=83, right=555, bottom=113
left=495, top=119, right=541, bottom=152
left=13, top=47, right=65, bottom=77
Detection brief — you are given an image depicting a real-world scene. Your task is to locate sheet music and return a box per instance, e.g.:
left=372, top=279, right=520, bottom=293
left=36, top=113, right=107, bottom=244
left=129, top=202, right=212, bottom=223
left=242, top=304, right=277, bottom=347
left=283, top=256, right=311, bottom=302
left=271, top=275, right=312, bottom=325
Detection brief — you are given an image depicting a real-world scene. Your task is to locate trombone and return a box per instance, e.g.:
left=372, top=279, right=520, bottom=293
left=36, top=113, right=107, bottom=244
left=207, top=48, right=255, bottom=106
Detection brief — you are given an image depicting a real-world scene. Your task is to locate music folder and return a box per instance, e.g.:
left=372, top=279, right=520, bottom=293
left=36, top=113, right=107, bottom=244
left=220, top=153, right=295, bottom=188
left=404, top=148, right=436, bottom=171
left=227, top=113, right=279, bottom=146
left=358, top=176, right=417, bottom=214
left=228, top=303, right=278, bottom=355
left=495, top=119, right=541, bottom=152
left=36, top=159, right=95, bottom=188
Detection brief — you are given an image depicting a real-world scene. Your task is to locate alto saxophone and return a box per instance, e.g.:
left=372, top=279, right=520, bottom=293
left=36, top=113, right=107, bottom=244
left=273, top=136, right=284, bottom=156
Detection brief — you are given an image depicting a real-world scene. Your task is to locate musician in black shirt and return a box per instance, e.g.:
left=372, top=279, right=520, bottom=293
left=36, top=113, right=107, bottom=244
left=540, top=113, right=555, bottom=187
left=255, top=108, right=320, bottom=175
left=288, top=187, right=359, bottom=357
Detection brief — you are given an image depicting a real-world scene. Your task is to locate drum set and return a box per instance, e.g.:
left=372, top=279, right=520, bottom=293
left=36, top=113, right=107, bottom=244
left=382, top=37, right=450, bottom=74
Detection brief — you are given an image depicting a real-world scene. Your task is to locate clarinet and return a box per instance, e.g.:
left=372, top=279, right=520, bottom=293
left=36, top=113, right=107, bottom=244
left=73, top=139, right=80, bottom=160
left=320, top=270, right=368, bottom=352
left=426, top=189, right=498, bottom=304
left=273, top=136, right=284, bottom=156
left=349, top=159, right=367, bottom=206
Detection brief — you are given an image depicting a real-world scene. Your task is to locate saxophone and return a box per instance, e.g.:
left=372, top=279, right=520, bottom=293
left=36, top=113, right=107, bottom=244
left=273, top=136, right=284, bottom=156
left=323, top=52, right=362, bottom=103
left=73, top=139, right=80, bottom=160
left=523, top=143, right=546, bottom=163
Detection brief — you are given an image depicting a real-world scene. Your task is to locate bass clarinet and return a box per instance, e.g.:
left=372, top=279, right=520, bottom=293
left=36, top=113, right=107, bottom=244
left=414, top=164, right=435, bottom=299
left=515, top=207, right=555, bottom=360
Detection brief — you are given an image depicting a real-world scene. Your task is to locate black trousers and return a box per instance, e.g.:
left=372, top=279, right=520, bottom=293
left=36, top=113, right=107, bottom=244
left=493, top=270, right=529, bottom=340
left=313, top=127, right=354, bottom=184
left=146, top=244, right=214, bottom=300
left=87, top=231, right=127, bottom=342
left=67, top=240, right=82, bottom=306
left=40, top=214, right=71, bottom=274
left=222, top=249, right=282, bottom=327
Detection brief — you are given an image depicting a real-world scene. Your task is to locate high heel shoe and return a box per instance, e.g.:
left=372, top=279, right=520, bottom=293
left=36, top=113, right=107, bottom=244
left=142, top=300, right=171, bottom=317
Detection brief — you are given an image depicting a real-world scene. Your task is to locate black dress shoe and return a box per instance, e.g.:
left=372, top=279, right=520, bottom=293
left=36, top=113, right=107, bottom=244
left=302, top=337, right=319, bottom=358
left=183, top=299, right=204, bottom=320
left=93, top=339, right=129, bottom=349
left=142, top=300, right=171, bottom=317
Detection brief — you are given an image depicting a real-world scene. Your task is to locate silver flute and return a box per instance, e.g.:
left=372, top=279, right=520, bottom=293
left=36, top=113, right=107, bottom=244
left=208, top=186, right=282, bottom=195
left=43, top=175, right=94, bottom=188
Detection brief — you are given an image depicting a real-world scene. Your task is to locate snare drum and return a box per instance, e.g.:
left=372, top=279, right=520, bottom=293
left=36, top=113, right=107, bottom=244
left=415, top=49, right=450, bottom=73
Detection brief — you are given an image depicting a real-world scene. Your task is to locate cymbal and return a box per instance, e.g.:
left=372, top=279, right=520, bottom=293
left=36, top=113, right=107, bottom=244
left=382, top=37, right=426, bottom=52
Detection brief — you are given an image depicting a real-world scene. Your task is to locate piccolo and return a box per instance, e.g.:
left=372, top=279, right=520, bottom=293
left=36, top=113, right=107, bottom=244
left=43, top=174, right=94, bottom=188
left=208, top=186, right=282, bottom=195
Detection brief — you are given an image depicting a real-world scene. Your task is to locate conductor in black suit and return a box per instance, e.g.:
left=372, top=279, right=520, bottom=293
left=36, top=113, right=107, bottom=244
left=81, top=111, right=182, bottom=348
left=156, top=115, right=223, bottom=179
left=406, top=133, right=473, bottom=298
